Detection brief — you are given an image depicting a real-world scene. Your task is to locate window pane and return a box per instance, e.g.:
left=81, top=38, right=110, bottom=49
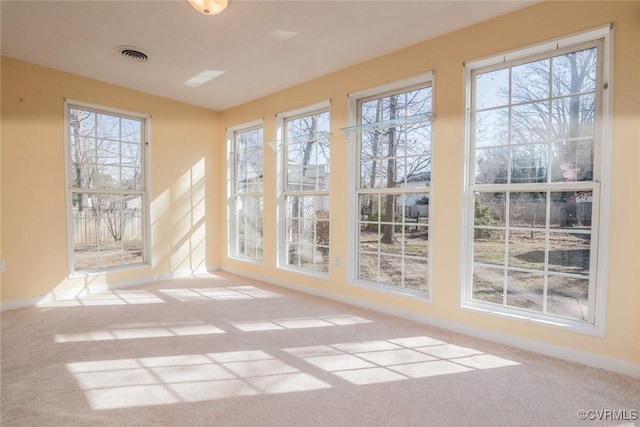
left=404, top=193, right=428, bottom=224
left=475, top=147, right=508, bottom=184
left=511, top=101, right=549, bottom=143
left=547, top=275, right=589, bottom=320
left=95, top=165, right=120, bottom=189
left=405, top=124, right=431, bottom=157
left=284, top=192, right=330, bottom=273
left=403, top=158, right=431, bottom=188
left=552, top=47, right=597, bottom=97
left=474, top=229, right=505, bottom=266
left=512, top=58, right=550, bottom=103
left=359, top=253, right=378, bottom=282
left=403, top=225, right=428, bottom=258
left=475, top=108, right=509, bottom=147
left=359, top=224, right=379, bottom=253
left=236, top=127, right=263, bottom=194
left=121, top=167, right=142, bottom=190
left=287, top=243, right=300, bottom=266
left=550, top=191, right=592, bottom=229
left=315, top=218, right=330, bottom=246
left=70, top=109, right=96, bottom=137
left=119, top=195, right=144, bottom=265
left=360, top=160, right=387, bottom=189
left=509, top=192, right=546, bottom=228
left=96, top=114, right=120, bottom=140
left=121, top=118, right=142, bottom=143
left=506, top=271, right=543, bottom=311
left=122, top=142, right=141, bottom=168
left=508, top=230, right=545, bottom=271
left=404, top=257, right=428, bottom=291
left=548, top=232, right=590, bottom=275
left=287, top=218, right=299, bottom=244
left=379, top=254, right=402, bottom=286
left=235, top=195, right=263, bottom=260
left=474, top=192, right=506, bottom=227
left=475, top=68, right=510, bottom=110
left=550, top=139, right=594, bottom=183
left=472, top=265, right=504, bottom=304
left=96, top=139, right=119, bottom=165
left=551, top=94, right=595, bottom=139
left=511, top=144, right=548, bottom=183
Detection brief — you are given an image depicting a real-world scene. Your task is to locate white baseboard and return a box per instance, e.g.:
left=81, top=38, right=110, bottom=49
left=221, top=265, right=640, bottom=380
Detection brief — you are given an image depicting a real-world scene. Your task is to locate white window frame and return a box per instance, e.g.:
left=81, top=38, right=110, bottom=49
left=347, top=72, right=435, bottom=298
left=461, top=25, right=613, bottom=335
left=276, top=100, right=332, bottom=277
left=226, top=119, right=265, bottom=263
left=64, top=100, right=151, bottom=275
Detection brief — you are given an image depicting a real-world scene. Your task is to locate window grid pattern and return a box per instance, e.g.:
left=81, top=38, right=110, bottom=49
left=283, top=110, right=331, bottom=274
left=356, top=85, right=433, bottom=294
left=232, top=127, right=264, bottom=261
left=68, top=106, right=146, bottom=272
left=468, top=41, right=602, bottom=323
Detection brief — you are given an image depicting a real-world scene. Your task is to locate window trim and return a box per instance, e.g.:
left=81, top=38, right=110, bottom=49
left=347, top=72, right=435, bottom=298
left=64, top=99, right=151, bottom=276
left=460, top=26, right=613, bottom=335
left=276, top=100, right=332, bottom=277
left=226, top=118, right=265, bottom=264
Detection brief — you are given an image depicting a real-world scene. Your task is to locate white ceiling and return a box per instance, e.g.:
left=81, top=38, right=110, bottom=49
left=1, top=0, right=537, bottom=111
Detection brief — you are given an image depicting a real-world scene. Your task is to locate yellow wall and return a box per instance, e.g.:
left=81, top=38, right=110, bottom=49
left=1, top=57, right=221, bottom=302
left=1, top=1, right=638, bottom=367
left=219, top=1, right=640, bottom=365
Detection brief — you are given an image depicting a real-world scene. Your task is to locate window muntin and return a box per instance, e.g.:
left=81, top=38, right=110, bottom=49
left=67, top=105, right=148, bottom=272
left=466, top=40, right=604, bottom=325
left=231, top=126, right=264, bottom=261
left=282, top=110, right=331, bottom=274
left=356, top=83, right=433, bottom=294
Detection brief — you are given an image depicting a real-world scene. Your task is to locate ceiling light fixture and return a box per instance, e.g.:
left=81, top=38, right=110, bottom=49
left=188, top=0, right=229, bottom=15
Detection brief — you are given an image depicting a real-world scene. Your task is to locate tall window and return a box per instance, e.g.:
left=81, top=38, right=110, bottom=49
left=231, top=125, right=264, bottom=261
left=66, top=102, right=148, bottom=272
left=281, top=107, right=331, bottom=275
left=464, top=29, right=610, bottom=328
left=353, top=78, right=433, bottom=294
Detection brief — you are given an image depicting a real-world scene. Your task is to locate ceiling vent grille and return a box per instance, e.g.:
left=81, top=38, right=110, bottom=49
left=116, top=46, right=148, bottom=62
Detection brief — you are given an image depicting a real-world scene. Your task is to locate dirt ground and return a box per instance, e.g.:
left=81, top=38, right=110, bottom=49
left=74, top=240, right=143, bottom=271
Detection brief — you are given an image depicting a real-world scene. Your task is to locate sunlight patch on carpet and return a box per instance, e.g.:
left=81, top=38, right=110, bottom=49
left=39, top=290, right=165, bottom=307
left=67, top=350, right=330, bottom=410
left=158, top=286, right=282, bottom=302
left=55, top=323, right=225, bottom=342
left=284, top=336, right=519, bottom=385
left=233, top=315, right=372, bottom=332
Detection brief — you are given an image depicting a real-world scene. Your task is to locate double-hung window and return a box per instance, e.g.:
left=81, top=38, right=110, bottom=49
left=279, top=104, right=331, bottom=275
left=65, top=102, right=149, bottom=273
left=463, top=27, right=611, bottom=330
left=350, top=74, right=434, bottom=294
left=229, top=123, right=264, bottom=262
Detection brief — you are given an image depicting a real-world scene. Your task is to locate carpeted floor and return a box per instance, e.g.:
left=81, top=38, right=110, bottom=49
left=1, top=272, right=639, bottom=426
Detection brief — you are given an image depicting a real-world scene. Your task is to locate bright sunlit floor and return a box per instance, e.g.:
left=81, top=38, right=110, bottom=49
left=2, top=272, right=639, bottom=426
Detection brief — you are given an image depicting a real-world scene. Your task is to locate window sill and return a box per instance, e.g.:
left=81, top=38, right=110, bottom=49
left=69, top=262, right=150, bottom=278
left=461, top=300, right=604, bottom=337
left=350, top=279, right=430, bottom=301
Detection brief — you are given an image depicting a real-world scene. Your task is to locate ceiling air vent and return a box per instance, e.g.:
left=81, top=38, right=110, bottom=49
left=116, top=45, right=148, bottom=62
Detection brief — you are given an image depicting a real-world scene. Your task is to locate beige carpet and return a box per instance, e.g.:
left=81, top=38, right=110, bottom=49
left=1, top=271, right=639, bottom=426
